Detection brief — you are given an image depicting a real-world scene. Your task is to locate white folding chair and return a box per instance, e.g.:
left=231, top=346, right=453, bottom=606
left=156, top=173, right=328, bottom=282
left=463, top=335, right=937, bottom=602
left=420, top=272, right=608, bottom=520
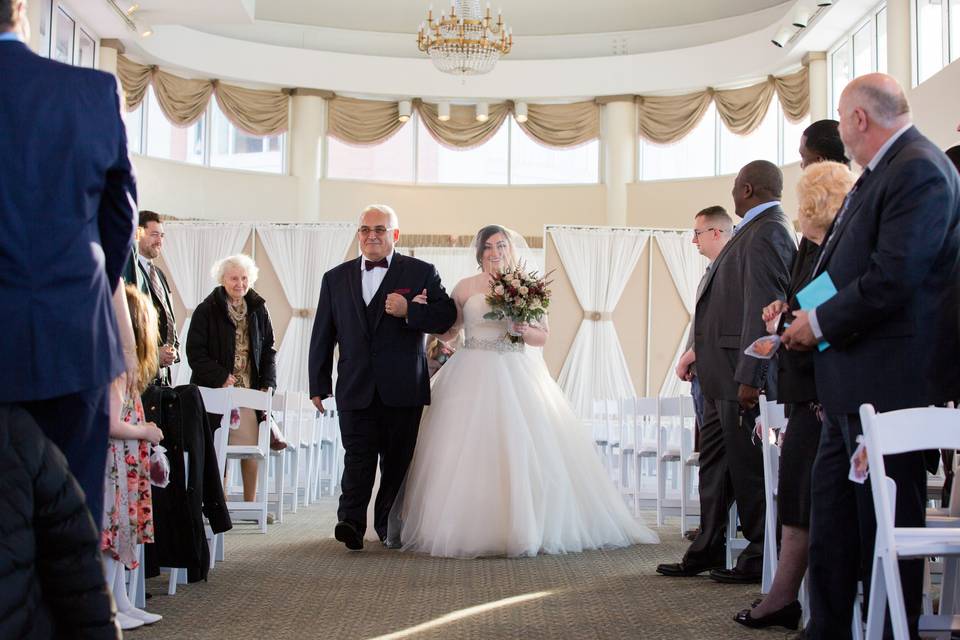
left=656, top=396, right=691, bottom=528
left=204, top=386, right=274, bottom=534
left=758, top=395, right=787, bottom=594
left=297, top=394, right=316, bottom=507
left=314, top=406, right=341, bottom=498
left=859, top=403, right=960, bottom=639
left=266, top=391, right=291, bottom=523
left=677, top=396, right=699, bottom=537
left=617, top=397, right=639, bottom=510
left=590, top=399, right=620, bottom=481
left=632, top=397, right=660, bottom=509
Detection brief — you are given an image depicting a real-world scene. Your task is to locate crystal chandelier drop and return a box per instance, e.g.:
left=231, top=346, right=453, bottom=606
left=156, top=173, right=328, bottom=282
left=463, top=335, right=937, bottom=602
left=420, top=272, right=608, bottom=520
left=417, top=0, right=513, bottom=76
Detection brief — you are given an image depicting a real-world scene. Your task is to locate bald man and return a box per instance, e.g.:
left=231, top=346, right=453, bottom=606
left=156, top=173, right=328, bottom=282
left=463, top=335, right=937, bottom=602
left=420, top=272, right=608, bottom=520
left=782, top=73, right=960, bottom=638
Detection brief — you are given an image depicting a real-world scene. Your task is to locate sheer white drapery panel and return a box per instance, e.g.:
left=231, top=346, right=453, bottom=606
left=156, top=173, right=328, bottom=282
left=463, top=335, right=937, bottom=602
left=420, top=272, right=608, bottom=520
left=256, top=224, right=356, bottom=394
left=163, top=223, right=253, bottom=386
left=654, top=232, right=709, bottom=398
left=410, top=247, right=478, bottom=293
left=548, top=227, right=649, bottom=417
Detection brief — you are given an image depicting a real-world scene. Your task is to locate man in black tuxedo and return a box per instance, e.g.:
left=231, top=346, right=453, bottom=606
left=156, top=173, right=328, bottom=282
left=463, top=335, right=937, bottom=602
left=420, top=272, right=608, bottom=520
left=658, top=161, right=796, bottom=583
left=309, top=205, right=457, bottom=550
left=0, top=0, right=136, bottom=522
left=136, top=210, right=180, bottom=386
left=783, top=73, right=960, bottom=638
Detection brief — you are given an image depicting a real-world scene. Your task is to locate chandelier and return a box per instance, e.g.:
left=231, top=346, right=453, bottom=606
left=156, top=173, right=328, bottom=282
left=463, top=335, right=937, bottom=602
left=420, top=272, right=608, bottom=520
left=417, top=1, right=513, bottom=76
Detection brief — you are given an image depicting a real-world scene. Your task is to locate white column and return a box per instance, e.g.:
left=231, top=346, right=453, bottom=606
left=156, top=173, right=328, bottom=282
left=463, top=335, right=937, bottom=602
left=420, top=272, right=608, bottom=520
left=25, top=0, right=44, bottom=53
left=290, top=93, right=325, bottom=222
left=602, top=100, right=636, bottom=227
left=98, top=44, right=119, bottom=77
left=886, top=0, right=913, bottom=89
left=804, top=52, right=828, bottom=121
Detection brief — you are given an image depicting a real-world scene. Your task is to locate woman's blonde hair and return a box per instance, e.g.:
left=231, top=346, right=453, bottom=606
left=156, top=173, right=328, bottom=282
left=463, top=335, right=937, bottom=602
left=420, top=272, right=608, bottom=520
left=211, top=254, right=259, bottom=288
left=796, top=161, right=856, bottom=234
left=124, top=284, right=160, bottom=394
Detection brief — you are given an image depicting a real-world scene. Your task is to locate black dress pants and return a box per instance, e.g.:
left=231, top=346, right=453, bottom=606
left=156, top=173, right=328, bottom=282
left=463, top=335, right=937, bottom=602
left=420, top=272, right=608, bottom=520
left=337, top=391, right=423, bottom=540
left=807, top=412, right=925, bottom=639
left=684, top=395, right=765, bottom=573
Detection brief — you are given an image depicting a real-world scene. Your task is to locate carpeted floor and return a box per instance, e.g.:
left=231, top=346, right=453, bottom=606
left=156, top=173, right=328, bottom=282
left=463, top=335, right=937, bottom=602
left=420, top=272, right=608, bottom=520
left=134, top=499, right=802, bottom=639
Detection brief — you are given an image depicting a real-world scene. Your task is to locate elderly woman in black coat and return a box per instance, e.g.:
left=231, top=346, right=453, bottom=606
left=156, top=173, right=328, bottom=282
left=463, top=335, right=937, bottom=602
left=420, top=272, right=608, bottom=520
left=187, top=253, right=277, bottom=504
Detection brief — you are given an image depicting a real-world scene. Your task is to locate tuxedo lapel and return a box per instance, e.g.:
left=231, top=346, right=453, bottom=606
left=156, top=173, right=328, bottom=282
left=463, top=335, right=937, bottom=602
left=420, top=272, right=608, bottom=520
left=345, top=258, right=369, bottom=339
left=370, top=254, right=407, bottom=334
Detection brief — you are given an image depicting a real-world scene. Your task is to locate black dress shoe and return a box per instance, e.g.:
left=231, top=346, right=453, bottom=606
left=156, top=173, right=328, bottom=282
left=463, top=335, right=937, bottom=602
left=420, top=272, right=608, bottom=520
left=733, top=600, right=802, bottom=630
left=709, top=567, right=761, bottom=584
left=334, top=521, right=364, bottom=551
left=656, top=560, right=724, bottom=577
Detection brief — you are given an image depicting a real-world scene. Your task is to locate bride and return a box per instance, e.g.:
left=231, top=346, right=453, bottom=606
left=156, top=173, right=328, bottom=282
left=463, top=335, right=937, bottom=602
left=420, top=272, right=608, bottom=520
left=388, top=225, right=658, bottom=558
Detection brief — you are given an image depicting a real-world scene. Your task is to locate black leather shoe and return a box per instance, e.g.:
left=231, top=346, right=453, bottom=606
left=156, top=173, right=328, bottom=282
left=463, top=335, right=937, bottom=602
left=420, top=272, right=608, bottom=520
left=709, top=567, right=761, bottom=584
left=733, top=600, right=802, bottom=630
left=334, top=521, right=363, bottom=551
left=656, top=560, right=723, bottom=577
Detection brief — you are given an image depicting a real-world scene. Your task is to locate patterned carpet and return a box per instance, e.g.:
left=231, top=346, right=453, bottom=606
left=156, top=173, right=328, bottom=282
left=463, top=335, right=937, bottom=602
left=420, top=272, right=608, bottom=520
left=134, top=499, right=802, bottom=640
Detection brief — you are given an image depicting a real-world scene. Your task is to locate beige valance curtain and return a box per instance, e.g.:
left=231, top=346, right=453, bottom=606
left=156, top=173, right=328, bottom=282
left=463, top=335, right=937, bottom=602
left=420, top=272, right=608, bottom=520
left=328, top=97, right=600, bottom=149
left=637, top=67, right=809, bottom=144
left=116, top=56, right=289, bottom=136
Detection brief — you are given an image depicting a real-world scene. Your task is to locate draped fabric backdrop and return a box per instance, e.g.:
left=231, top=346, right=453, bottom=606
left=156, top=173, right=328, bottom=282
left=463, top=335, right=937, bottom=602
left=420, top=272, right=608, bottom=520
left=654, top=232, right=709, bottom=398
left=548, top=228, right=650, bottom=417
left=163, top=223, right=253, bottom=386
left=256, top=224, right=356, bottom=394
left=410, top=247, right=479, bottom=292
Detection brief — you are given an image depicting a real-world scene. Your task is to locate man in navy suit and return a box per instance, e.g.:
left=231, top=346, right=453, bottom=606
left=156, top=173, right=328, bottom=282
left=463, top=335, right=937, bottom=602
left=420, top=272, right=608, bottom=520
left=783, top=74, right=960, bottom=638
left=309, top=205, right=457, bottom=550
left=0, top=0, right=137, bottom=523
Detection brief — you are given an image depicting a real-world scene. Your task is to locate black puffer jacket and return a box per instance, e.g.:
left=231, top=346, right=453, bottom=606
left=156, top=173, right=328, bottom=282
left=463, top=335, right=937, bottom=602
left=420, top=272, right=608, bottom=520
left=186, top=286, right=277, bottom=391
left=0, top=405, right=118, bottom=640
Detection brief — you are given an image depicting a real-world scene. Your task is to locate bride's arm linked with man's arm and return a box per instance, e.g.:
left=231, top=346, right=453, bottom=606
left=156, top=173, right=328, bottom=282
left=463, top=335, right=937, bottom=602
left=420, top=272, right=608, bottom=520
left=400, top=264, right=457, bottom=336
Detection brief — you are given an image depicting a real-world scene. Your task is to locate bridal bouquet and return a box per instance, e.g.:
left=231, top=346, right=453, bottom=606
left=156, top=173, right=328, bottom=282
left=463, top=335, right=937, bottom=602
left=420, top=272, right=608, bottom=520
left=483, top=262, right=552, bottom=343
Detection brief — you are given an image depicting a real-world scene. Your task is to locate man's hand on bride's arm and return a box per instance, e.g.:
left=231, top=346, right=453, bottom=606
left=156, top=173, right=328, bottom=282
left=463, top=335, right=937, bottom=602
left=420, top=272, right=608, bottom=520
left=412, top=289, right=427, bottom=304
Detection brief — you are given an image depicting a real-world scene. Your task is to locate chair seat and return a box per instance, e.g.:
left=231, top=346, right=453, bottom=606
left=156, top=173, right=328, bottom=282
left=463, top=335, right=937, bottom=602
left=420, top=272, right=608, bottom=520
left=660, top=447, right=681, bottom=461
left=927, top=513, right=960, bottom=528
left=637, top=446, right=657, bottom=456
left=685, top=452, right=700, bottom=466
left=227, top=445, right=267, bottom=459
left=891, top=527, right=960, bottom=558
left=918, top=614, right=960, bottom=632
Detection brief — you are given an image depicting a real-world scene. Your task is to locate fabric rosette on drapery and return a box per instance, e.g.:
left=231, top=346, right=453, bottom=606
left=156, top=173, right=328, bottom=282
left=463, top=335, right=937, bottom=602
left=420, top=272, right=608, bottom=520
left=162, top=223, right=253, bottom=386
left=255, top=224, right=356, bottom=394
left=548, top=227, right=649, bottom=417
left=653, top=232, right=709, bottom=398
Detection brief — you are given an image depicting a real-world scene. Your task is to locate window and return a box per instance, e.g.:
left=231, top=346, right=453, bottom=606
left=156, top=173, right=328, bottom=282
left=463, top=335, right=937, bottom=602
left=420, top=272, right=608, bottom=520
left=210, top=101, right=284, bottom=174
left=719, top=101, right=778, bottom=175
left=640, top=103, right=717, bottom=180
left=52, top=6, right=73, bottom=64
left=75, top=28, right=95, bottom=69
left=124, top=102, right=144, bottom=155
left=828, top=3, right=887, bottom=115
left=916, top=0, right=945, bottom=82
left=417, top=117, right=509, bottom=185
left=144, top=87, right=205, bottom=165
left=509, top=120, right=599, bottom=184
left=952, top=0, right=960, bottom=62
left=782, top=111, right=811, bottom=166
left=37, top=0, right=52, bottom=58
left=326, top=124, right=415, bottom=183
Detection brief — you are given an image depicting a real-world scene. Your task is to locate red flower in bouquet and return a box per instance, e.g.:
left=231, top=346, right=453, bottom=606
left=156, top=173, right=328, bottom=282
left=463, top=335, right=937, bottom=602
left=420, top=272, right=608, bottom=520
left=483, top=261, right=553, bottom=343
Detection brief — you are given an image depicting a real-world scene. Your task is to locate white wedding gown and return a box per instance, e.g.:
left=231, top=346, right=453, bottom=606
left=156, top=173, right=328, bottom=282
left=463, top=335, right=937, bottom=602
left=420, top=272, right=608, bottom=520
left=391, top=284, right=658, bottom=558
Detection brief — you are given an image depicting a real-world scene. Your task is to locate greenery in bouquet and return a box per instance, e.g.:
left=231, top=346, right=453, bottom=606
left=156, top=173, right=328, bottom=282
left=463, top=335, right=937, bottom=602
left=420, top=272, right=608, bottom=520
left=483, top=262, right=553, bottom=342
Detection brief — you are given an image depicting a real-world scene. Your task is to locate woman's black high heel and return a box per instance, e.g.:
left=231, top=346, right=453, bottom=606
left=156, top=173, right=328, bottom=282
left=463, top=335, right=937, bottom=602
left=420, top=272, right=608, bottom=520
left=733, top=600, right=802, bottom=630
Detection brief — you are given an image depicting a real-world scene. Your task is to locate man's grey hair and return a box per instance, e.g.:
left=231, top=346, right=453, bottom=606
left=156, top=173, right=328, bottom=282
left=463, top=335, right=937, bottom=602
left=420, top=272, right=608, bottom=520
left=851, top=83, right=911, bottom=128
left=359, top=204, right=399, bottom=228
left=211, top=254, right=259, bottom=288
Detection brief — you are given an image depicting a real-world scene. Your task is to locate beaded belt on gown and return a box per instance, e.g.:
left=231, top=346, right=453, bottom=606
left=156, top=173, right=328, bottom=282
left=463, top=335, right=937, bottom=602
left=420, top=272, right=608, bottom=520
left=463, top=336, right=525, bottom=353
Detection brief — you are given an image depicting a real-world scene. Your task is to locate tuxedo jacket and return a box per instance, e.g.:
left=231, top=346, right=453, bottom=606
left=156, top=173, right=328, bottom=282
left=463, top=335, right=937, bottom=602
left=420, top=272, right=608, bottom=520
left=694, top=205, right=797, bottom=401
left=814, top=126, right=960, bottom=413
left=308, top=253, right=457, bottom=411
left=138, top=260, right=181, bottom=361
left=0, top=40, right=136, bottom=402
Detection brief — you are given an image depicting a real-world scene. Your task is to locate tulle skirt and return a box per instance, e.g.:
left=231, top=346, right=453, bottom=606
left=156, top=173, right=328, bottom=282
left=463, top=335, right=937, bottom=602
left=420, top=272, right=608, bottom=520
left=390, top=344, right=659, bottom=558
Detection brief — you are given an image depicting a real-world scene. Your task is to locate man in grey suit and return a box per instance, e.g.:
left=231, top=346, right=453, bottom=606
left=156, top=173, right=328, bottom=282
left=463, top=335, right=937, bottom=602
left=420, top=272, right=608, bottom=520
left=658, top=161, right=796, bottom=582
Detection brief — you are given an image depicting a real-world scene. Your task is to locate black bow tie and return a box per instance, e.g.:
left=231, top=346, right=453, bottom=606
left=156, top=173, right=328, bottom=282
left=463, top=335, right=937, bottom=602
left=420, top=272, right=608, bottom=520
left=364, top=258, right=388, bottom=271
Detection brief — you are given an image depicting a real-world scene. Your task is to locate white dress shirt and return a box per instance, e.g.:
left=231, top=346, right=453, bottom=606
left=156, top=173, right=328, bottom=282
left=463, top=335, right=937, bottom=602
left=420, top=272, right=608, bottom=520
left=361, top=251, right=394, bottom=305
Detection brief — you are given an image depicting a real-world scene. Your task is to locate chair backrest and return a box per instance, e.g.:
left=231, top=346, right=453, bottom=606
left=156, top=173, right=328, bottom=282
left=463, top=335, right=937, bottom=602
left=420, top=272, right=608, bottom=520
left=860, top=404, right=960, bottom=546
left=230, top=386, right=273, bottom=414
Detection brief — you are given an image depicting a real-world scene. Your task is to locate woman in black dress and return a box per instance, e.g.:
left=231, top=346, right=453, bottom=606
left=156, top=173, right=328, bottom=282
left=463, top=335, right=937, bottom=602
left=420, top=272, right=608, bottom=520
left=735, top=121, right=853, bottom=630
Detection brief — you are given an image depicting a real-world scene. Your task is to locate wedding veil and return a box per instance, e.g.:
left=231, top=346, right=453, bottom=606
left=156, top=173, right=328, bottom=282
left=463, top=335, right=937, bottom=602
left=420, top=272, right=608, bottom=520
left=470, top=224, right=538, bottom=274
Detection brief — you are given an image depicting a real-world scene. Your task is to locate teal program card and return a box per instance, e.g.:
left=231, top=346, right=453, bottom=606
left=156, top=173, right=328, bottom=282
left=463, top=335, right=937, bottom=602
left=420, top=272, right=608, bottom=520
left=795, top=271, right=838, bottom=352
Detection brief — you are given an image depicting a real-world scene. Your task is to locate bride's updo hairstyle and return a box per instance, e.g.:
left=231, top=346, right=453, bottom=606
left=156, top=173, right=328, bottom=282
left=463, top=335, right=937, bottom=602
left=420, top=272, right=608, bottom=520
left=474, top=224, right=515, bottom=268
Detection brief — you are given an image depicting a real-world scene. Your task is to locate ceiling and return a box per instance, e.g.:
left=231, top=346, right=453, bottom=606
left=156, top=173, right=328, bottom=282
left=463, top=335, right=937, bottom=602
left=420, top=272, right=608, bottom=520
left=253, top=0, right=790, bottom=36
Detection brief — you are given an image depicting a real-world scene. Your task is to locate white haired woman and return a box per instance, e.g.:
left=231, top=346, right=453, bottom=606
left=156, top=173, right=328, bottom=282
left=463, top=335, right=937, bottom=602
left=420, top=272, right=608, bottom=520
left=186, top=254, right=277, bottom=506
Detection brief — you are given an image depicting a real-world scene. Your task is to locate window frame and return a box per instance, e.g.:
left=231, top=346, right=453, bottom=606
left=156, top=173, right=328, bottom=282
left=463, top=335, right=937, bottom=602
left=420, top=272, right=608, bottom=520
left=827, top=2, right=888, bottom=117
left=48, top=2, right=99, bottom=68
left=912, top=0, right=957, bottom=85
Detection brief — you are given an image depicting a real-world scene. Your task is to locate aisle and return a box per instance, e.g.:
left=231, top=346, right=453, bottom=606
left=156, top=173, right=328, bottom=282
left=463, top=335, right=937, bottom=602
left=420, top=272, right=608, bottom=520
left=136, top=499, right=794, bottom=639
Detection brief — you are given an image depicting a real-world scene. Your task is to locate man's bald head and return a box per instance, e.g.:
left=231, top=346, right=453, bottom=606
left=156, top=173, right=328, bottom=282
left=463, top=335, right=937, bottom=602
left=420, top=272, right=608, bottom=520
left=732, top=160, right=783, bottom=216
left=838, top=74, right=912, bottom=167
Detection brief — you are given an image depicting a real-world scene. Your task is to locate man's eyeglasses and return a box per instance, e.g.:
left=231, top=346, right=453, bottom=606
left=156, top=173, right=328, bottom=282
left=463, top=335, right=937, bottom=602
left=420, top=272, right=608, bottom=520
left=358, top=226, right=393, bottom=237
left=692, top=227, right=724, bottom=239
